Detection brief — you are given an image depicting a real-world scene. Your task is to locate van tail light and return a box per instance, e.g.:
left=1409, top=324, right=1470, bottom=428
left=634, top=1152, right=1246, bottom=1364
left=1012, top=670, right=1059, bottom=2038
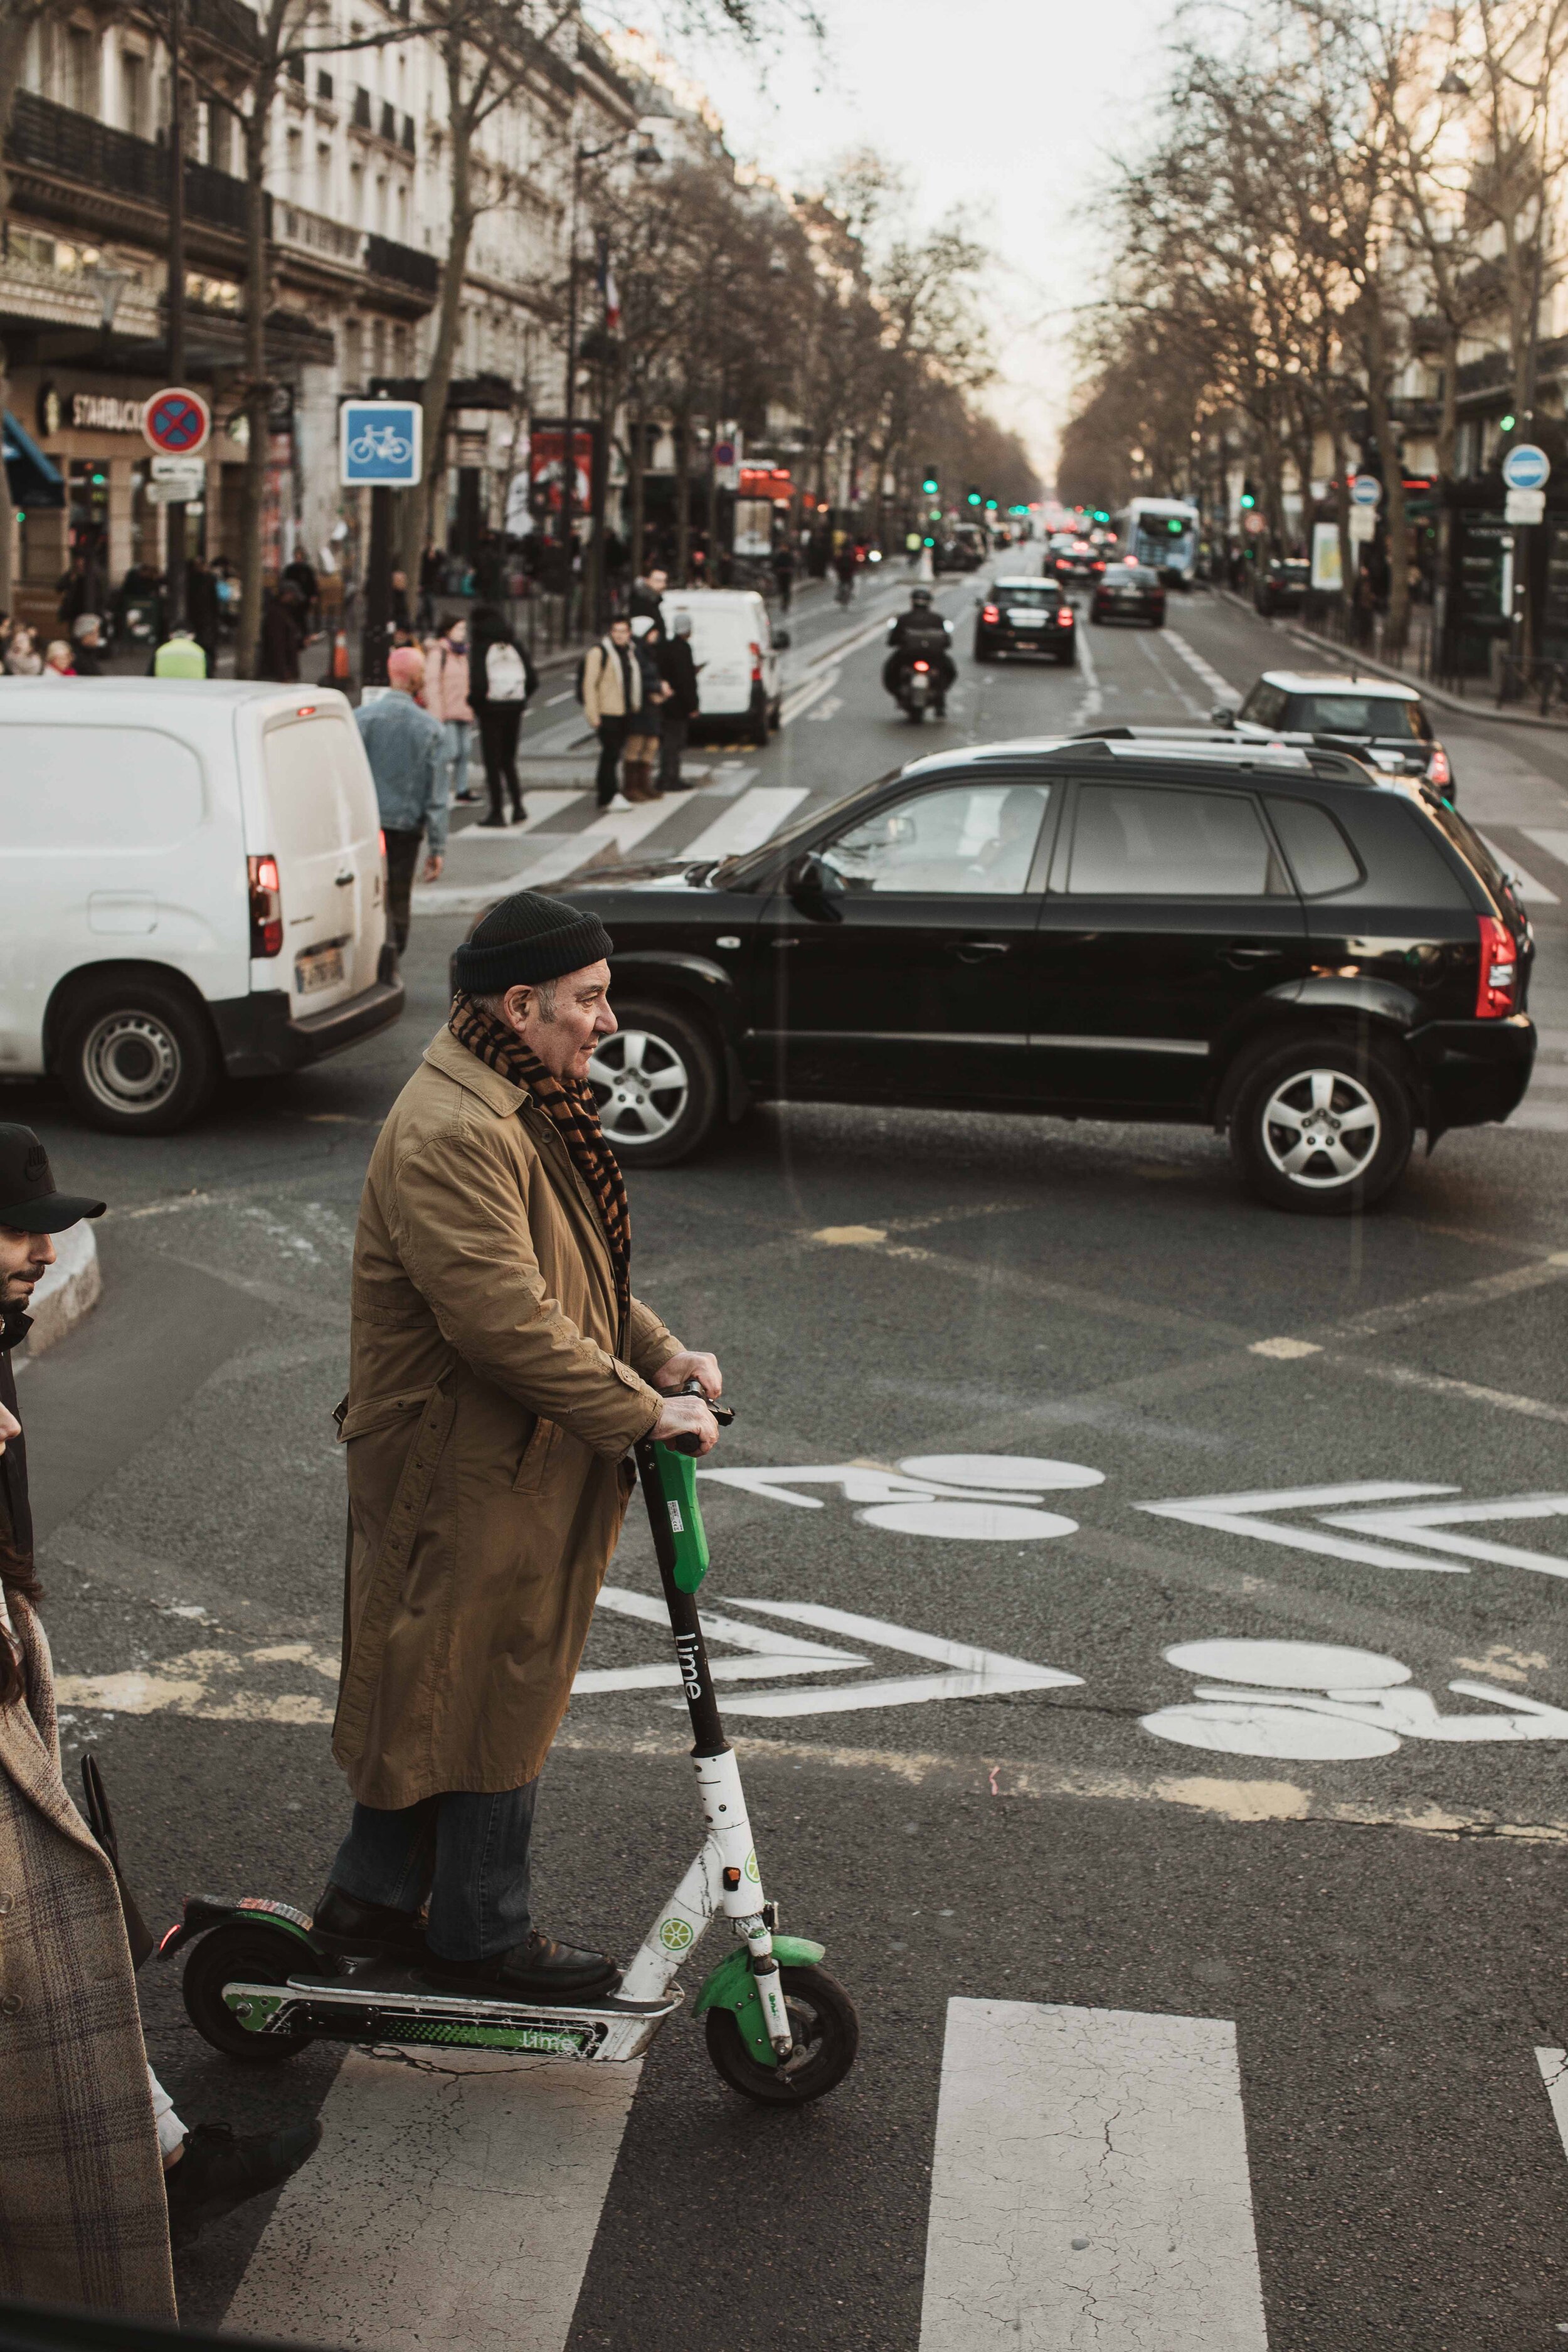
left=1057, top=607, right=1074, bottom=627
left=981, top=604, right=1000, bottom=623
left=1476, top=913, right=1518, bottom=1017
left=750, top=640, right=761, bottom=682
left=1426, top=744, right=1452, bottom=790
left=379, top=829, right=387, bottom=862
left=248, top=854, right=283, bottom=958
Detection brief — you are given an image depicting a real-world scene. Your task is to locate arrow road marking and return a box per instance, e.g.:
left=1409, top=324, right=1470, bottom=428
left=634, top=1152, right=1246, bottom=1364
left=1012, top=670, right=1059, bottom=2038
left=693, top=1598, right=1082, bottom=1719
left=1136, top=1481, right=1463, bottom=1571
left=1140, top=1483, right=1568, bottom=1579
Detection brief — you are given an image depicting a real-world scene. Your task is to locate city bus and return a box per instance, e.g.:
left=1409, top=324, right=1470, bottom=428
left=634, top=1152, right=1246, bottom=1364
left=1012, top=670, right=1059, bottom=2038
left=1113, top=497, right=1202, bottom=586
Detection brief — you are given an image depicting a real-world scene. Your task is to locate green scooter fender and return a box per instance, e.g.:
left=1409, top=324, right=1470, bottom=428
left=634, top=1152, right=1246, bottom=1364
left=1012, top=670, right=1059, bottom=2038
left=693, top=1935, right=826, bottom=2069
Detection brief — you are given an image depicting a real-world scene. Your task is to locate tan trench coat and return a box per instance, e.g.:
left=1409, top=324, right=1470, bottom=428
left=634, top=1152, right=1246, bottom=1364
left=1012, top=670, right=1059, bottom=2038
left=333, top=1026, right=682, bottom=1808
left=0, top=1601, right=177, bottom=2320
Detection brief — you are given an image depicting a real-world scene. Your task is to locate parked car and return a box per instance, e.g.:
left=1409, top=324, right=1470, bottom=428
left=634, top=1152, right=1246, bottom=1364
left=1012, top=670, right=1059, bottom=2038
left=1091, top=563, right=1166, bottom=628
left=529, top=735, right=1533, bottom=1212
left=974, top=578, right=1076, bottom=664
left=0, top=681, right=402, bottom=1133
left=1216, top=669, right=1457, bottom=798
left=659, top=588, right=787, bottom=742
left=1254, top=557, right=1310, bottom=617
left=933, top=532, right=985, bottom=575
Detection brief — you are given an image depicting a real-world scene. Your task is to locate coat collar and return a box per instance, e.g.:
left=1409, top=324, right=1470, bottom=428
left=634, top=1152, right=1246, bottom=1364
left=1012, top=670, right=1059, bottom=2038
left=422, top=1023, right=530, bottom=1116
left=0, top=1605, right=102, bottom=1855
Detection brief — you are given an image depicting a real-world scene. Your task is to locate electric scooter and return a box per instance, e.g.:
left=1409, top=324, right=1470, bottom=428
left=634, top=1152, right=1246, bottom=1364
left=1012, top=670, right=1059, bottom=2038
left=162, top=1390, right=859, bottom=2106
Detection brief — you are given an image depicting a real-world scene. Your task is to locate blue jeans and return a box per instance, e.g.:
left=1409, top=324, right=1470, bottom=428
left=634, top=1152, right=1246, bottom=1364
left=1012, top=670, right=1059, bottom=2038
left=329, top=1780, right=539, bottom=1961
left=443, top=717, right=471, bottom=798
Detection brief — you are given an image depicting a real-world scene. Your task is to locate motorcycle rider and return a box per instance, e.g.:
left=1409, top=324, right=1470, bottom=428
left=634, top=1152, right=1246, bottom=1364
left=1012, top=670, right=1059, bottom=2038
left=883, top=586, right=956, bottom=717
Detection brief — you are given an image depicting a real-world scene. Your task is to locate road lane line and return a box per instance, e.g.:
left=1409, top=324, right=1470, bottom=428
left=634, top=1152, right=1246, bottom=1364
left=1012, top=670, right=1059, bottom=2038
left=1521, top=827, right=1568, bottom=876
left=681, top=785, right=807, bottom=862
left=780, top=670, right=839, bottom=724
left=1072, top=618, right=1103, bottom=724
left=225, top=2048, right=637, bottom=2352
left=1163, top=625, right=1240, bottom=704
left=1537, top=2048, right=1568, bottom=2166
left=919, top=2001, right=1268, bottom=2352
left=1476, top=830, right=1560, bottom=906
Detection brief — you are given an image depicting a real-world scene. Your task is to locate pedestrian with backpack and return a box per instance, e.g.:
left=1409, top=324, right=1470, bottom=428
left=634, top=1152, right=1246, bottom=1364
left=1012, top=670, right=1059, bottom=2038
left=469, top=603, right=536, bottom=827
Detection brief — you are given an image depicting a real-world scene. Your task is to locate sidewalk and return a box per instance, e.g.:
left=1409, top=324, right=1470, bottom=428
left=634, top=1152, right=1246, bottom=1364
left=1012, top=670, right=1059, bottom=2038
left=1217, top=586, right=1568, bottom=734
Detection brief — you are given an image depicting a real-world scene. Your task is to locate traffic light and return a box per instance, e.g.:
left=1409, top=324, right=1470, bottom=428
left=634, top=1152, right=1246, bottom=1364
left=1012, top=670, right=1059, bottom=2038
left=921, top=465, right=940, bottom=495
left=984, top=497, right=999, bottom=512
left=1239, top=481, right=1257, bottom=510
left=1167, top=517, right=1183, bottom=533
left=1500, top=413, right=1517, bottom=433
left=967, top=486, right=982, bottom=507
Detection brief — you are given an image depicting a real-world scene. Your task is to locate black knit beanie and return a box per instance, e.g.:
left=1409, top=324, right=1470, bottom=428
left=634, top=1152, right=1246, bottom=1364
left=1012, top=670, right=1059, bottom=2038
left=451, top=892, right=615, bottom=993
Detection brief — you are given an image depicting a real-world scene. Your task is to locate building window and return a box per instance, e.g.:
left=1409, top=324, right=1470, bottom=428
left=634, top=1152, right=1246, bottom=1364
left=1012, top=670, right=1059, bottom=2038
left=122, top=46, right=147, bottom=139
left=349, top=159, right=364, bottom=220
left=342, top=317, right=362, bottom=386
left=65, top=23, right=98, bottom=114
left=287, top=51, right=305, bottom=83
left=316, top=68, right=333, bottom=99
left=352, top=85, right=371, bottom=129
left=379, top=98, right=396, bottom=142
left=315, top=142, right=332, bottom=209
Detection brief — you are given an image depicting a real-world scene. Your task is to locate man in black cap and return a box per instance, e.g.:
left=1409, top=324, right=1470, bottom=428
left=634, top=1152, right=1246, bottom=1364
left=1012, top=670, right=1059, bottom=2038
left=0, top=1124, right=320, bottom=2259
left=317, top=893, right=723, bottom=1996
left=0, top=1123, right=106, bottom=1560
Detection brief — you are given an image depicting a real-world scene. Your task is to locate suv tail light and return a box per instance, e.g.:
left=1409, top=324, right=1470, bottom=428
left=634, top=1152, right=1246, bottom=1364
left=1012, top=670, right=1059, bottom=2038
left=981, top=603, right=1000, bottom=623
left=1057, top=607, right=1074, bottom=627
left=1426, top=744, right=1452, bottom=790
left=248, top=854, right=283, bottom=958
left=750, top=640, right=761, bottom=682
left=1476, top=914, right=1518, bottom=1017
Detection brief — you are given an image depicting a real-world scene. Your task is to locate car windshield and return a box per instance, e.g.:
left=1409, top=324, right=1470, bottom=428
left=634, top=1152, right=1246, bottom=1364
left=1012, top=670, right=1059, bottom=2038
left=1293, top=693, right=1427, bottom=740
left=1239, top=682, right=1291, bottom=728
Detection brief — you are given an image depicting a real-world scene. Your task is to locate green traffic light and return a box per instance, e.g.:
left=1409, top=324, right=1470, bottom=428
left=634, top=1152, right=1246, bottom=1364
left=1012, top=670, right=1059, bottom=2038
left=1167, top=517, right=1182, bottom=532
left=921, top=477, right=938, bottom=495
left=1239, top=493, right=1256, bottom=509
left=923, top=535, right=935, bottom=546
left=1500, top=413, right=1517, bottom=432
left=967, top=494, right=981, bottom=507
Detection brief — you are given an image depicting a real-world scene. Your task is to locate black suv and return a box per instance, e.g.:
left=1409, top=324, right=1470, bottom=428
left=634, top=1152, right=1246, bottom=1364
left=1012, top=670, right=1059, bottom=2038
left=553, top=739, right=1535, bottom=1214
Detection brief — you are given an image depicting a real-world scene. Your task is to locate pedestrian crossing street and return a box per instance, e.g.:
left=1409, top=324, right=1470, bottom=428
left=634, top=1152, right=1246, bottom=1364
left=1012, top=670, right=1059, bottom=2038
left=220, top=1998, right=1568, bottom=2349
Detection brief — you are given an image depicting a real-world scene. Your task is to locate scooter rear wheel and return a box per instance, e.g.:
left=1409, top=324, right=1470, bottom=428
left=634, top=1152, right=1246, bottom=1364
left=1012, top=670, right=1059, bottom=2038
left=704, top=1963, right=859, bottom=2106
left=182, top=1925, right=316, bottom=2065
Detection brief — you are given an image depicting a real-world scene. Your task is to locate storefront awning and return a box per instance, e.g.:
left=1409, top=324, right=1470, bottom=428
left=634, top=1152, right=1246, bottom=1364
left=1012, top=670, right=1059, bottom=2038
left=3, top=411, right=65, bottom=509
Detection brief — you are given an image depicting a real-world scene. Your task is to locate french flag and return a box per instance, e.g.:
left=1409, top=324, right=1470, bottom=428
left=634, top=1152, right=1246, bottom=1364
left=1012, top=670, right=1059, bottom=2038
left=596, top=233, right=620, bottom=334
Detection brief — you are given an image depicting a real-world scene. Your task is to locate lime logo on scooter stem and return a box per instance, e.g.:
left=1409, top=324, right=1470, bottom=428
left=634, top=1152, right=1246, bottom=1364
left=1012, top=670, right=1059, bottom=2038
left=659, top=1917, right=694, bottom=1951
left=675, top=1631, right=703, bottom=1701
left=744, top=1853, right=760, bottom=1883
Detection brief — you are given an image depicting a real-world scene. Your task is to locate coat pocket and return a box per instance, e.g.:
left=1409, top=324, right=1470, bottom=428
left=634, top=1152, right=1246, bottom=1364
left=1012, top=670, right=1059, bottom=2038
left=513, top=1416, right=562, bottom=1494
left=336, top=1387, right=437, bottom=1444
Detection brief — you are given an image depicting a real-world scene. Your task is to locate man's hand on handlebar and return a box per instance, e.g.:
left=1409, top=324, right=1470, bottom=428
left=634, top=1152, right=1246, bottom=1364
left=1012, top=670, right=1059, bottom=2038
left=652, top=1392, right=721, bottom=1456
left=652, top=1350, right=722, bottom=1401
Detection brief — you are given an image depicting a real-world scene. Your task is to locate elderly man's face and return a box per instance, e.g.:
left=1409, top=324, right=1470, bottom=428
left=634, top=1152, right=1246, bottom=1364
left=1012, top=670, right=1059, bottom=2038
left=499, top=961, right=615, bottom=1083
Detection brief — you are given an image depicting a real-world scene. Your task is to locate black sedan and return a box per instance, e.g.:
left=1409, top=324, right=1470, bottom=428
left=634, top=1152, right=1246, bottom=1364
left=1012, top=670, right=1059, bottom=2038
left=547, top=735, right=1535, bottom=1214
left=1090, top=563, right=1166, bottom=627
left=1254, top=558, right=1310, bottom=616
left=974, top=580, right=1076, bottom=664
left=1052, top=538, right=1104, bottom=584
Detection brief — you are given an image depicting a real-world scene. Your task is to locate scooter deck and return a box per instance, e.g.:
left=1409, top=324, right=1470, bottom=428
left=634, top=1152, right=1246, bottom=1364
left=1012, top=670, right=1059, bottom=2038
left=226, top=1959, right=681, bottom=2062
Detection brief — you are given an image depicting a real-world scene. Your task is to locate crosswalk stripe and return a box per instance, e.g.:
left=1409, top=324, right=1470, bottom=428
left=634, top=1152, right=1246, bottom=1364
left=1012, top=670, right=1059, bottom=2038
left=681, top=786, right=808, bottom=862
left=224, top=2048, right=639, bottom=2352
left=1477, top=830, right=1560, bottom=906
left=919, top=2000, right=1268, bottom=2351
left=1521, top=827, right=1568, bottom=876
left=1536, top=2048, right=1568, bottom=2164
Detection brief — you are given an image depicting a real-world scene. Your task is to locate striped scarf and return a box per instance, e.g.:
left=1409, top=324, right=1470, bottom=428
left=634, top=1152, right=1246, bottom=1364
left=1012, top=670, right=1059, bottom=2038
left=449, top=991, right=631, bottom=1329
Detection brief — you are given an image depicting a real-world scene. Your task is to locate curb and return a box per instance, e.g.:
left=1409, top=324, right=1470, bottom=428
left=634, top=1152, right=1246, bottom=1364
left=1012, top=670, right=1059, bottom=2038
left=28, top=1223, right=102, bottom=1356
left=1216, top=588, right=1568, bottom=733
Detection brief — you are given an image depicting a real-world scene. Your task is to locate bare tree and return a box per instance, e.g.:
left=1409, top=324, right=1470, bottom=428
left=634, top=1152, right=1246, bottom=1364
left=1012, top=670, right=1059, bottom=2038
left=0, top=0, right=70, bottom=609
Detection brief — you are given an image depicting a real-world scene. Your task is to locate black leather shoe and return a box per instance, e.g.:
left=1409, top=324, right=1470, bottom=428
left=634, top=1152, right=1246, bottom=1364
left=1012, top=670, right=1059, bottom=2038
left=312, top=1883, right=426, bottom=1959
left=166, top=2119, right=322, bottom=2250
left=423, top=1929, right=620, bottom=2001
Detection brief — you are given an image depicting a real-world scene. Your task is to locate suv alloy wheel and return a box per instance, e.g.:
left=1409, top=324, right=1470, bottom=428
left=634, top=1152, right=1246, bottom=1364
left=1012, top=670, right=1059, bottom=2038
left=1229, top=1032, right=1414, bottom=1214
left=588, top=1002, right=721, bottom=1168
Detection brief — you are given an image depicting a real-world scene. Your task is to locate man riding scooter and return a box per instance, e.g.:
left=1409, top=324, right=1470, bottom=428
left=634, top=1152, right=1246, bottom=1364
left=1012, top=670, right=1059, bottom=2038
left=882, top=586, right=956, bottom=716
left=316, top=891, right=722, bottom=2000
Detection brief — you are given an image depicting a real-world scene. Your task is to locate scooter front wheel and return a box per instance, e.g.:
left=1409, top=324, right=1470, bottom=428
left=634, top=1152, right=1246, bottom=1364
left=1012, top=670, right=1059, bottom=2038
left=182, top=1925, right=315, bottom=2065
left=704, top=1964, right=859, bottom=2106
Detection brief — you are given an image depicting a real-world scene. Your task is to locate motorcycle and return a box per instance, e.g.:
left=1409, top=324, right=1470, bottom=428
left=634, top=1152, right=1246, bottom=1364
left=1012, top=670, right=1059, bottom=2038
left=896, top=655, right=935, bottom=723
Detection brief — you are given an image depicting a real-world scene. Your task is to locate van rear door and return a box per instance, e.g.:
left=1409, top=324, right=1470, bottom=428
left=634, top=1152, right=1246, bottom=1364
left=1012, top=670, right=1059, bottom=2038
left=669, top=601, right=748, bottom=716
left=258, top=707, right=384, bottom=1015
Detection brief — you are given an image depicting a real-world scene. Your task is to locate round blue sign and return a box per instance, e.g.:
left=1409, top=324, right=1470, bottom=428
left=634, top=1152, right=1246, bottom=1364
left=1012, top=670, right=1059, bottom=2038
left=1502, top=443, right=1550, bottom=491
left=1350, top=474, right=1382, bottom=507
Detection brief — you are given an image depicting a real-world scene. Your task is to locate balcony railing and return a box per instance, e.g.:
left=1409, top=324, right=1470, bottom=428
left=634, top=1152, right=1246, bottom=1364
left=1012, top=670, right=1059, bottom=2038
left=6, top=90, right=258, bottom=238
left=277, top=201, right=364, bottom=265
left=365, top=231, right=439, bottom=294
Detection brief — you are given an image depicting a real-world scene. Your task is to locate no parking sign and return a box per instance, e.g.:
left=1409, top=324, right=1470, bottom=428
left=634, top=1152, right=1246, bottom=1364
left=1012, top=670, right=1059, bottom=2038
left=142, top=386, right=211, bottom=457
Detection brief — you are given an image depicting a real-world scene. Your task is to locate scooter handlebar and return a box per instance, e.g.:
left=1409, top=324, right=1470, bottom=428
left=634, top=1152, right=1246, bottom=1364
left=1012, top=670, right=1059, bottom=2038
left=657, top=1377, right=734, bottom=1455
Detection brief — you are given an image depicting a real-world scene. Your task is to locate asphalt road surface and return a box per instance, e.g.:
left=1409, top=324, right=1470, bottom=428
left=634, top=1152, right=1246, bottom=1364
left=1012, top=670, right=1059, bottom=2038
left=12, top=563, right=1568, bottom=2352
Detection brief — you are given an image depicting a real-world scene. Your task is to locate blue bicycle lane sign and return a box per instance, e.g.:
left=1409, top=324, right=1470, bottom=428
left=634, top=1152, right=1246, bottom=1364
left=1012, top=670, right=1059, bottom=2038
left=339, top=399, right=423, bottom=487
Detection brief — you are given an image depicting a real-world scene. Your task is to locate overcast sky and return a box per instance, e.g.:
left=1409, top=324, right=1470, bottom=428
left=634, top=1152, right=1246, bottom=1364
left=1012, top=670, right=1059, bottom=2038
left=625, top=0, right=1176, bottom=485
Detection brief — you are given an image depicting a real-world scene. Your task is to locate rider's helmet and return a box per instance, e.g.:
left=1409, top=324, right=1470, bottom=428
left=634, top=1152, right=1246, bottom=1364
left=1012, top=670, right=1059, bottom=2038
left=909, top=586, right=934, bottom=609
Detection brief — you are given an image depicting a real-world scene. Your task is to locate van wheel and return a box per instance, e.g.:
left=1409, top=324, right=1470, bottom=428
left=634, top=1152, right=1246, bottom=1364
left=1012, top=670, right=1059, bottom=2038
left=1229, top=1033, right=1412, bottom=1214
left=588, top=1002, right=720, bottom=1168
left=56, top=977, right=218, bottom=1135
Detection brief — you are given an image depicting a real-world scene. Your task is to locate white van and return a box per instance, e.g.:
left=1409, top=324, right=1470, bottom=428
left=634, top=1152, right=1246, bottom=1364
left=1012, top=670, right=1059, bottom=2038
left=658, top=588, right=788, bottom=741
left=0, top=680, right=402, bottom=1134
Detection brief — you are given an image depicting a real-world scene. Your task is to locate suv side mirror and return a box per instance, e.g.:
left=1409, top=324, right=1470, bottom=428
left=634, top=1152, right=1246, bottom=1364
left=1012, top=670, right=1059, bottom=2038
left=772, top=628, right=791, bottom=651
left=786, top=850, right=842, bottom=919
left=1210, top=703, right=1236, bottom=728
